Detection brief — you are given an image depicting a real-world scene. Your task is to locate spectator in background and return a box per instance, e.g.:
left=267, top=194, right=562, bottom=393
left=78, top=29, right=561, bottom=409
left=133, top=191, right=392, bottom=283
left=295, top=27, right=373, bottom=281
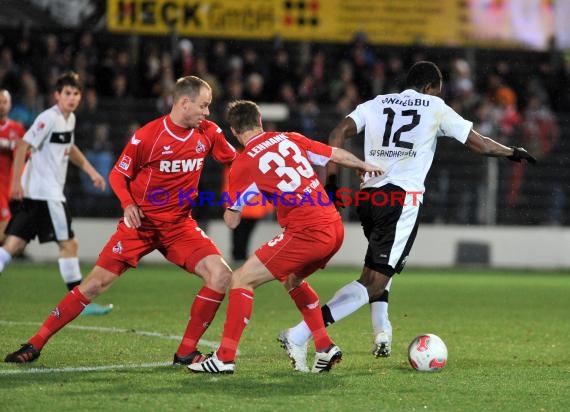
left=348, top=32, right=376, bottom=99
left=194, top=56, right=222, bottom=100
left=208, top=41, right=230, bottom=81
left=222, top=77, right=244, bottom=108
left=82, top=123, right=113, bottom=196
left=174, top=39, right=194, bottom=78
left=268, top=48, right=295, bottom=96
left=75, top=86, right=104, bottom=146
left=0, top=47, right=19, bottom=92
left=141, top=45, right=161, bottom=98
left=242, top=47, right=268, bottom=80
left=243, top=73, right=266, bottom=102
left=520, top=92, right=560, bottom=223
left=79, top=122, right=117, bottom=217
left=9, top=70, right=43, bottom=128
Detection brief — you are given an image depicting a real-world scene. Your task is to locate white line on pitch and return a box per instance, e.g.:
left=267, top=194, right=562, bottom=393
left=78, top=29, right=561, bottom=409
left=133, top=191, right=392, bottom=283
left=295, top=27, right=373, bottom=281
left=0, top=320, right=219, bottom=349
left=0, top=362, right=172, bottom=375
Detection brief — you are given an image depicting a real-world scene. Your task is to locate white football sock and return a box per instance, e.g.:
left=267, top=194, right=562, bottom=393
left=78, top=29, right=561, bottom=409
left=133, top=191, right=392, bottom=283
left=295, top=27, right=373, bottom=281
left=288, top=280, right=369, bottom=346
left=371, top=302, right=392, bottom=336
left=371, top=278, right=392, bottom=335
left=58, top=257, right=83, bottom=284
left=0, top=247, right=12, bottom=272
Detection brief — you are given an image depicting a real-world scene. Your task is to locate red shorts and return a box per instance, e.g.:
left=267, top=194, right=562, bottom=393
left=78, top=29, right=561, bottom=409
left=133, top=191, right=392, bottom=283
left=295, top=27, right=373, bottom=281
left=96, top=218, right=221, bottom=275
left=255, top=219, right=344, bottom=281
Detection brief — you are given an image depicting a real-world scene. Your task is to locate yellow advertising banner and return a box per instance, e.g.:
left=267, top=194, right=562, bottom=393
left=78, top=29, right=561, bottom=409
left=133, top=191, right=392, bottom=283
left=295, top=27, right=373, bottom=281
left=106, top=0, right=469, bottom=45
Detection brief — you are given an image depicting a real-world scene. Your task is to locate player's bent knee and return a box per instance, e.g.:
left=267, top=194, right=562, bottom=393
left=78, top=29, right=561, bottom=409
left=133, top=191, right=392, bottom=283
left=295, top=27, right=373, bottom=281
left=210, top=268, right=232, bottom=291
left=58, top=238, right=78, bottom=255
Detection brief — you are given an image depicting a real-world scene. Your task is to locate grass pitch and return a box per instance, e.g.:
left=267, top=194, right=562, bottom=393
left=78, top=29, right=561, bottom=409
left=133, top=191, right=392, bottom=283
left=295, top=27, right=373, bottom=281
left=1, top=264, right=569, bottom=411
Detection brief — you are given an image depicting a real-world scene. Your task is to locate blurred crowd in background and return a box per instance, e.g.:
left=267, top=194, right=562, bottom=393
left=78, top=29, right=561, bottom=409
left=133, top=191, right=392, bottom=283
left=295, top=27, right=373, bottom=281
left=1, top=28, right=569, bottom=225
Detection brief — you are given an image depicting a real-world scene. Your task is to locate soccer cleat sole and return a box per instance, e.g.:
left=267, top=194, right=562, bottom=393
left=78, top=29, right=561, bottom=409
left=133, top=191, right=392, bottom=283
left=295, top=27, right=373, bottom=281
left=372, top=343, right=391, bottom=358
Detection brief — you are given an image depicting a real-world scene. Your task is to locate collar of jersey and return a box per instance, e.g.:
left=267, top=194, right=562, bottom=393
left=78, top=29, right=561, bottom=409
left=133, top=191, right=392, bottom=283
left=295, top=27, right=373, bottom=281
left=244, top=131, right=267, bottom=147
left=163, top=116, right=195, bottom=142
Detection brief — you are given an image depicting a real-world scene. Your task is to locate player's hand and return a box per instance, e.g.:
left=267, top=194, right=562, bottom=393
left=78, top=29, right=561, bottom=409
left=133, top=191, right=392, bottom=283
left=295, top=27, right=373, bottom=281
left=123, top=204, right=144, bottom=229
left=507, top=146, right=537, bottom=164
left=91, top=173, right=107, bottom=191
left=362, top=163, right=384, bottom=175
left=324, top=175, right=343, bottom=209
left=10, top=182, right=24, bottom=200
left=358, top=164, right=384, bottom=183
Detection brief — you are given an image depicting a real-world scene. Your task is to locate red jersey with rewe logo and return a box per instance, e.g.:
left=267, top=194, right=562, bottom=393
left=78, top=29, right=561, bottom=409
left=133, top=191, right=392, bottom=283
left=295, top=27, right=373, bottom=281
left=113, top=115, right=236, bottom=223
left=227, top=131, right=340, bottom=229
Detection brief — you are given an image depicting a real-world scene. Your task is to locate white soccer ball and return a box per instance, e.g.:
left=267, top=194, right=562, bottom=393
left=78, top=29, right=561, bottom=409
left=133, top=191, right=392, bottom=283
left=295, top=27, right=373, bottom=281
left=408, top=333, right=448, bottom=372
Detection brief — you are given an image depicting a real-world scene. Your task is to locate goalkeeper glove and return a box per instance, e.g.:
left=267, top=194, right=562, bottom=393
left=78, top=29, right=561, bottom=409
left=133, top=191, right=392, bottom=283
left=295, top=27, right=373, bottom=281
left=507, top=146, right=537, bottom=164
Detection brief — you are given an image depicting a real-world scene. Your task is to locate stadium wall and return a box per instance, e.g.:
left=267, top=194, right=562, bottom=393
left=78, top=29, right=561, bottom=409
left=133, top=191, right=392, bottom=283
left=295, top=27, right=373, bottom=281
left=22, top=219, right=570, bottom=270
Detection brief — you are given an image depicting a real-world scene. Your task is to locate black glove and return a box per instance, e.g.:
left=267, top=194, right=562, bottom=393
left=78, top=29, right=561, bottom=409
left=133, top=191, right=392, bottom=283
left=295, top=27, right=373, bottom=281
left=507, top=146, right=537, bottom=164
left=324, top=174, right=344, bottom=209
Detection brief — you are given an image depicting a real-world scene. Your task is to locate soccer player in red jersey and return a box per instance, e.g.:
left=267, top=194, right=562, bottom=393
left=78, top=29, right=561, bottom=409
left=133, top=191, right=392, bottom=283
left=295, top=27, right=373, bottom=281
left=0, top=89, right=25, bottom=243
left=189, top=100, right=382, bottom=374
left=5, top=76, right=237, bottom=364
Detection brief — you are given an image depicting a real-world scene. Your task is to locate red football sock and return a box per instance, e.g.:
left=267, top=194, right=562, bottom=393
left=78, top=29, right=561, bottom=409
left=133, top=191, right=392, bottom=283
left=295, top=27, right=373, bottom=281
left=217, top=288, right=254, bottom=362
left=176, top=287, right=225, bottom=356
left=29, top=287, right=91, bottom=350
left=289, top=281, right=333, bottom=351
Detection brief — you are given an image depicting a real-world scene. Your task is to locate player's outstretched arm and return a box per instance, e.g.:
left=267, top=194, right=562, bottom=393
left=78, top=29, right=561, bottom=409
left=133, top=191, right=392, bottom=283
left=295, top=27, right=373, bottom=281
left=464, top=129, right=536, bottom=164
left=330, top=147, right=383, bottom=175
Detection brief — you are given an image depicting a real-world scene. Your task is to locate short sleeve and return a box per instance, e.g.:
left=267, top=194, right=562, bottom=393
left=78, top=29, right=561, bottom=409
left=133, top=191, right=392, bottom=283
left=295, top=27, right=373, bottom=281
left=23, top=110, right=55, bottom=148
left=288, top=132, right=333, bottom=166
left=226, top=160, right=260, bottom=211
left=113, top=131, right=142, bottom=179
left=347, top=102, right=369, bottom=134
left=437, top=103, right=473, bottom=144
left=206, top=121, right=236, bottom=165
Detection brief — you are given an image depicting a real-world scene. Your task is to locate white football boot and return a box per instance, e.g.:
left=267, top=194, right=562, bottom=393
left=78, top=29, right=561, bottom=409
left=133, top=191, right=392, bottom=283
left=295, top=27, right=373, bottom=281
left=372, top=331, right=392, bottom=358
left=277, top=329, right=309, bottom=372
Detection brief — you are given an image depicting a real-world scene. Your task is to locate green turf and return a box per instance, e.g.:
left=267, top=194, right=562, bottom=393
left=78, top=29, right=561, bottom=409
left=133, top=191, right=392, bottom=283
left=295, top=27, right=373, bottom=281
left=1, top=264, right=569, bottom=411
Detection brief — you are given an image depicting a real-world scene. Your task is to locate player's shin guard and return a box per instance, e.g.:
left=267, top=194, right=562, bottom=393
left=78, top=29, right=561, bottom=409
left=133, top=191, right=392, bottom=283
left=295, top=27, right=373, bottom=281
left=287, top=280, right=369, bottom=346
left=370, top=278, right=392, bottom=335
left=176, top=287, right=224, bottom=357
left=217, top=288, right=253, bottom=362
left=28, top=286, right=91, bottom=350
left=289, top=282, right=332, bottom=351
left=323, top=280, right=369, bottom=323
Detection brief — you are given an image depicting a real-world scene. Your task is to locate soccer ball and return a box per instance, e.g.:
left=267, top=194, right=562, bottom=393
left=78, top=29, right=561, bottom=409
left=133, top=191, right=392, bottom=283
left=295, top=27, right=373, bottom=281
left=408, top=333, right=448, bottom=372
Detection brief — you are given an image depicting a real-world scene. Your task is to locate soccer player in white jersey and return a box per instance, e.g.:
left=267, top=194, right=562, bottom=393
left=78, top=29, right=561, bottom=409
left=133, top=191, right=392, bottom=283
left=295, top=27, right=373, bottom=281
left=280, top=61, right=536, bottom=369
left=0, top=72, right=112, bottom=316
